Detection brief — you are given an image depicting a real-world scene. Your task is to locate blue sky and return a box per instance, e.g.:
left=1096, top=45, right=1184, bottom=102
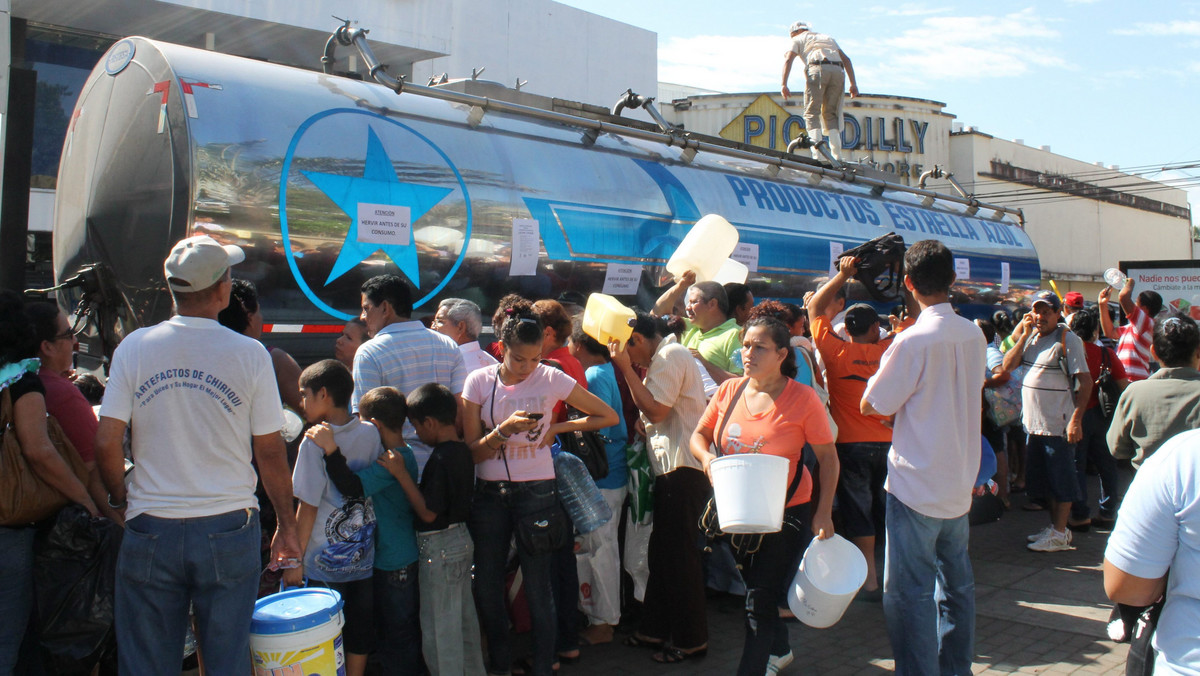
left=558, top=1, right=1200, bottom=216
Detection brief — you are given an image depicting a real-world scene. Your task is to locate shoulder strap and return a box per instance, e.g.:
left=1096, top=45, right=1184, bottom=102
left=1, top=387, right=12, bottom=429
left=782, top=446, right=807, bottom=505
left=715, top=378, right=752, bottom=456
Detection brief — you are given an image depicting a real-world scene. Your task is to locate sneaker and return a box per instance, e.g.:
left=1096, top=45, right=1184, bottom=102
left=1027, top=526, right=1054, bottom=542
left=766, top=650, right=794, bottom=675
left=1027, top=529, right=1073, bottom=552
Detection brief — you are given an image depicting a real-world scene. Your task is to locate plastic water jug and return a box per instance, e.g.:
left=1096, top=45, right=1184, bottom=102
left=554, top=449, right=612, bottom=534
left=582, top=293, right=635, bottom=350
left=712, top=258, right=749, bottom=285
left=666, top=214, right=740, bottom=282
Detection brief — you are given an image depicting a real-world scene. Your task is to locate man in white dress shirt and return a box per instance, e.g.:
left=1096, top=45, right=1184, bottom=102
left=433, top=298, right=498, bottom=373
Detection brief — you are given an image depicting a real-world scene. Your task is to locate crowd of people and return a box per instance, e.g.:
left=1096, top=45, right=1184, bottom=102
left=1, top=232, right=1198, bottom=675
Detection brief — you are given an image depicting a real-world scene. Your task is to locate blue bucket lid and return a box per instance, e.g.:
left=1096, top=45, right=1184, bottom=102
left=251, top=588, right=344, bottom=635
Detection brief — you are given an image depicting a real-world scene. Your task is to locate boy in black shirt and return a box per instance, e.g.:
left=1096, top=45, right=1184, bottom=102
left=378, top=383, right=485, bottom=676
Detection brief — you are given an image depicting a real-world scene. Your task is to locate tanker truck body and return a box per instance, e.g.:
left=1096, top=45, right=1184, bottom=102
left=53, top=36, right=1040, bottom=369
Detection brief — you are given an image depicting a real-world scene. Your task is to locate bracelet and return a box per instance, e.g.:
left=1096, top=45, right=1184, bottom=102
left=495, top=427, right=511, bottom=441
left=106, top=493, right=127, bottom=510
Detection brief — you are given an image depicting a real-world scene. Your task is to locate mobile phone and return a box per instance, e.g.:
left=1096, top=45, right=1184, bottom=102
left=527, top=413, right=545, bottom=420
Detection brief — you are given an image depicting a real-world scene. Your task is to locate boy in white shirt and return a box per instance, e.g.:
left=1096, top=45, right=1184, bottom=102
left=285, top=359, right=383, bottom=676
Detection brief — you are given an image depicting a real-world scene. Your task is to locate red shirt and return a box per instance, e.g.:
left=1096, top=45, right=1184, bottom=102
left=38, top=368, right=98, bottom=463
left=1116, top=305, right=1153, bottom=381
left=1083, top=342, right=1127, bottom=410
left=544, top=346, right=587, bottom=422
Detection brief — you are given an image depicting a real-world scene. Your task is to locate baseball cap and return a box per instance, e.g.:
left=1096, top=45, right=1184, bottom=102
left=789, top=21, right=809, bottom=34
left=164, top=235, right=245, bottom=292
left=1063, top=291, right=1084, bottom=308
left=844, top=303, right=880, bottom=337
left=1030, top=290, right=1061, bottom=312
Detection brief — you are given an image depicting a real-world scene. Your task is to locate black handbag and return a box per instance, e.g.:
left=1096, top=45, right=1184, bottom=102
left=1096, top=347, right=1122, bottom=420
left=698, top=379, right=807, bottom=564
left=556, top=404, right=609, bottom=481
left=837, top=233, right=907, bottom=302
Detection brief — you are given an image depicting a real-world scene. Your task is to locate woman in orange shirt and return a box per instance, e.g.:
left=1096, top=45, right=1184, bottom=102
left=691, top=316, right=839, bottom=676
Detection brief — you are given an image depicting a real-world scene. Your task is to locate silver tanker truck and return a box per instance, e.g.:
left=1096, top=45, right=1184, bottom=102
left=52, top=24, right=1040, bottom=370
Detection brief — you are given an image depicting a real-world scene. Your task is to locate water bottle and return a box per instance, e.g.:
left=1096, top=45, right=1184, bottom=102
left=554, top=450, right=612, bottom=534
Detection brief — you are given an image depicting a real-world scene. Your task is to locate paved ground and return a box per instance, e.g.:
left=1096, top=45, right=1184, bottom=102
left=556, top=471, right=1132, bottom=676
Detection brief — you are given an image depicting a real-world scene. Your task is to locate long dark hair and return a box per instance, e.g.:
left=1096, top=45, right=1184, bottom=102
left=0, top=291, right=36, bottom=364
left=499, top=299, right=543, bottom=348
left=742, top=316, right=797, bottom=379
left=217, top=278, right=259, bottom=335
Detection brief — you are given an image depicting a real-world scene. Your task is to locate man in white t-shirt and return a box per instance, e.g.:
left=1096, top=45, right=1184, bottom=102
left=862, top=240, right=985, bottom=676
left=781, top=21, right=859, bottom=161
left=95, top=235, right=300, bottom=675
left=433, top=297, right=498, bottom=373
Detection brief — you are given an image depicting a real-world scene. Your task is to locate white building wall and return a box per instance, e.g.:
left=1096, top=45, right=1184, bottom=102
left=949, top=132, right=1192, bottom=290
left=410, top=0, right=656, bottom=108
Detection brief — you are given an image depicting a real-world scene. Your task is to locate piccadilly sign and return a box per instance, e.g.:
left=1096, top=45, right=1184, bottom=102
left=719, top=94, right=933, bottom=174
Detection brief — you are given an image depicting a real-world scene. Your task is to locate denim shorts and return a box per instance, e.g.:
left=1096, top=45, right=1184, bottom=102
left=1026, top=434, right=1082, bottom=503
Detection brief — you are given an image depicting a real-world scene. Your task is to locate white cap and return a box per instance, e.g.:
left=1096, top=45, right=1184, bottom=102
left=790, top=21, right=809, bottom=34
left=163, top=235, right=244, bottom=292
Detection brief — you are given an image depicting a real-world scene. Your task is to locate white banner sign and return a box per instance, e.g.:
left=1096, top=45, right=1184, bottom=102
left=510, top=218, right=541, bottom=276
left=603, top=264, right=643, bottom=295
left=731, top=243, right=760, bottom=272
left=829, top=241, right=844, bottom=277
left=357, top=204, right=411, bottom=246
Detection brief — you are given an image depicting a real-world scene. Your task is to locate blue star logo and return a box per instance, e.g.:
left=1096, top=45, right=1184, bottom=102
left=302, top=126, right=452, bottom=286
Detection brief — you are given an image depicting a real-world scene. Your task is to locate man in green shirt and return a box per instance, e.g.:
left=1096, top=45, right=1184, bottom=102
left=654, top=272, right=743, bottom=385
left=1108, top=316, right=1200, bottom=467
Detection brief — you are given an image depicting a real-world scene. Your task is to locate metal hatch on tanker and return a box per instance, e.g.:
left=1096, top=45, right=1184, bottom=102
left=52, top=21, right=1040, bottom=369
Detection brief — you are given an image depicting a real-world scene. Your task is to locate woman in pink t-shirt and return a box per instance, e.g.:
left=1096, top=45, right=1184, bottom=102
left=690, top=316, right=839, bottom=676
left=463, top=304, right=617, bottom=676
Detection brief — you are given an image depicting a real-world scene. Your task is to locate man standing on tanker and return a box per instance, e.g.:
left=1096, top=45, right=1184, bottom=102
left=95, top=235, right=301, bottom=674
left=781, top=21, right=859, bottom=162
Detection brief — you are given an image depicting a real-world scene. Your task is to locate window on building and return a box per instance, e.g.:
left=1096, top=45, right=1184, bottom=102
left=25, top=24, right=115, bottom=189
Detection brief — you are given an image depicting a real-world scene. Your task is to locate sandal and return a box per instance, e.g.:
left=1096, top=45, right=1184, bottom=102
left=623, top=634, right=664, bottom=649
left=510, top=658, right=559, bottom=675
left=652, top=646, right=708, bottom=663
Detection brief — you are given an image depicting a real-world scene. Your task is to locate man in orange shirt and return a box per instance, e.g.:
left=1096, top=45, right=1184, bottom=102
left=808, top=255, right=894, bottom=595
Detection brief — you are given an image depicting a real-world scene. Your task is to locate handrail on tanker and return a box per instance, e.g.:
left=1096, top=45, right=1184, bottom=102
left=322, top=20, right=1025, bottom=227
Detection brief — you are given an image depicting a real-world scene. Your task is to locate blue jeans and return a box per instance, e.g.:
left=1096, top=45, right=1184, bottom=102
left=374, top=563, right=423, bottom=675
left=470, top=480, right=560, bottom=676
left=116, top=508, right=261, bottom=675
left=883, top=494, right=975, bottom=676
left=418, top=524, right=485, bottom=676
left=0, top=526, right=35, bottom=673
left=1072, top=408, right=1120, bottom=521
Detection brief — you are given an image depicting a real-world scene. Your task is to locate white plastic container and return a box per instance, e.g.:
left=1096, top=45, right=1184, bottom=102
left=666, top=214, right=740, bottom=282
left=787, top=534, right=868, bottom=628
left=709, top=454, right=789, bottom=533
left=250, top=587, right=346, bottom=675
left=712, top=258, right=749, bottom=285
left=581, top=293, right=635, bottom=350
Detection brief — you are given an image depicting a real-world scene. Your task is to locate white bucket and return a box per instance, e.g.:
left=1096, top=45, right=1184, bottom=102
left=709, top=454, right=789, bottom=533
left=788, top=534, right=868, bottom=628
left=250, top=587, right=346, bottom=676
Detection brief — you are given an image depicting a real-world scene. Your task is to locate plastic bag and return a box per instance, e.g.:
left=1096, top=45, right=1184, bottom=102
left=33, top=505, right=122, bottom=673
left=625, top=440, right=654, bottom=524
